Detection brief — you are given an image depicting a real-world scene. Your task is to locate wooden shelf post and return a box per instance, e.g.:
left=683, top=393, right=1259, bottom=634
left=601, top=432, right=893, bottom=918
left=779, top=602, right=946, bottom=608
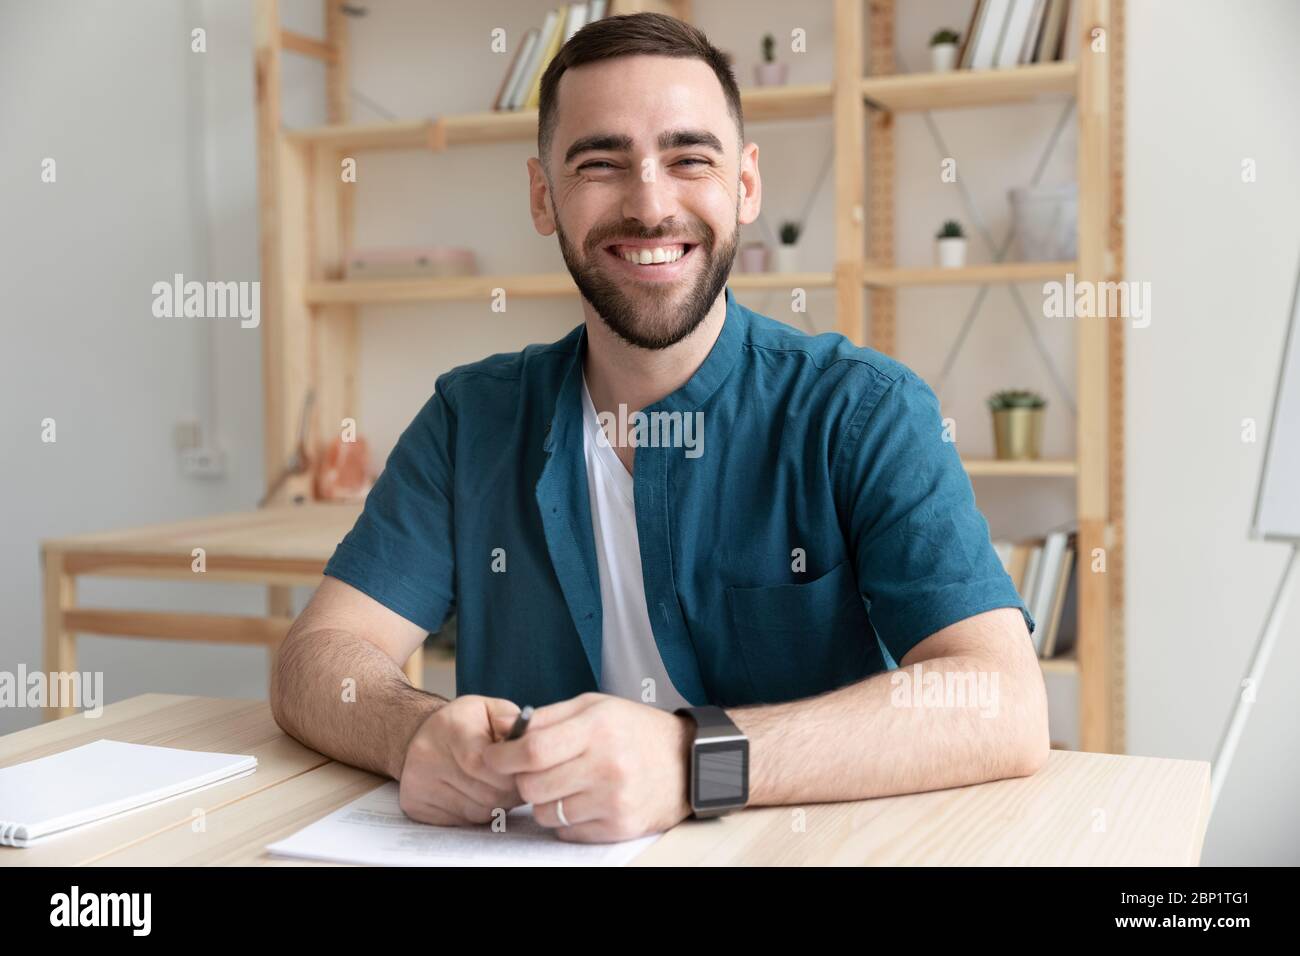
left=834, top=0, right=867, bottom=345
left=866, top=0, right=896, bottom=355
left=1076, top=0, right=1115, bottom=753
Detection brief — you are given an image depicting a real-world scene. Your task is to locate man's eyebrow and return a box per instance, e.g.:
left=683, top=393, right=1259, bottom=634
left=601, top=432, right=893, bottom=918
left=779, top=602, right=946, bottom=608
left=564, top=133, right=634, bottom=165
left=657, top=128, right=725, bottom=154
left=563, top=128, right=725, bottom=166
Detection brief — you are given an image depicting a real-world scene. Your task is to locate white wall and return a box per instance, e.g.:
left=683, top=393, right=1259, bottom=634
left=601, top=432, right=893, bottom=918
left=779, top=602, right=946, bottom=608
left=0, top=0, right=323, bottom=736
left=2, top=0, right=1296, bottom=864
left=1126, top=0, right=1300, bottom=865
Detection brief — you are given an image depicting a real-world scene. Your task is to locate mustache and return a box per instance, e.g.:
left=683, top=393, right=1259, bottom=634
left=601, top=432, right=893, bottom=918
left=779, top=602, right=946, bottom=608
left=588, top=223, right=712, bottom=251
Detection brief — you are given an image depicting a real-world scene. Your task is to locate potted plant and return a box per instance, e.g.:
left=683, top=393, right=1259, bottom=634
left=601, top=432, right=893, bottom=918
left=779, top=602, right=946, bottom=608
left=930, top=28, right=961, bottom=72
left=988, top=389, right=1047, bottom=460
left=755, top=33, right=787, bottom=86
left=935, top=219, right=967, bottom=268
left=739, top=241, right=769, bottom=273
left=774, top=220, right=802, bottom=273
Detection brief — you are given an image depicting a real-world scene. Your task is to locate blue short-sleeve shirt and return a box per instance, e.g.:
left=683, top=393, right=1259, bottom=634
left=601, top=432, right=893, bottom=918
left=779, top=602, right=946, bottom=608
left=323, top=286, right=1035, bottom=707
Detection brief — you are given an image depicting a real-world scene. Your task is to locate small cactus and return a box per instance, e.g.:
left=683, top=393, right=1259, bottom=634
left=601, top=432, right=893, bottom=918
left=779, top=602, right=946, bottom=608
left=930, top=28, right=960, bottom=46
left=937, top=219, right=965, bottom=239
left=762, top=33, right=776, bottom=63
left=779, top=220, right=802, bottom=245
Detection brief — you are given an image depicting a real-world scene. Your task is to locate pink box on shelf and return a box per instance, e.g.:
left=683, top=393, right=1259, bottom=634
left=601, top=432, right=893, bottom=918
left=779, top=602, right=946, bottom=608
left=345, top=246, right=478, bottom=280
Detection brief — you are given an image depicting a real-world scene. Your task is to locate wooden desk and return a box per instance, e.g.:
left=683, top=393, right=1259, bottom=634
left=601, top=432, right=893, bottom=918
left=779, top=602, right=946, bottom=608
left=39, top=505, right=425, bottom=719
left=0, top=695, right=1211, bottom=866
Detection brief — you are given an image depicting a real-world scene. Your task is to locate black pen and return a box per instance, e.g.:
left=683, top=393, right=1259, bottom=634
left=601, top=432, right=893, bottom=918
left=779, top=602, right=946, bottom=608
left=505, top=705, right=534, bottom=741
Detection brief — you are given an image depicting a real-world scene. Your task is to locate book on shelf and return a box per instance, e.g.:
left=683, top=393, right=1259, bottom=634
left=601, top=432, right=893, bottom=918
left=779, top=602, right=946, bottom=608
left=493, top=28, right=539, bottom=111
left=1061, top=0, right=1082, bottom=61
left=1039, top=543, right=1075, bottom=658
left=512, top=9, right=559, bottom=110
left=1018, top=0, right=1049, bottom=64
left=963, top=0, right=1012, bottom=69
left=995, top=0, right=1038, bottom=67
left=992, top=530, right=1077, bottom=659
left=958, top=0, right=1075, bottom=70
left=494, top=2, right=610, bottom=112
left=1050, top=539, right=1079, bottom=658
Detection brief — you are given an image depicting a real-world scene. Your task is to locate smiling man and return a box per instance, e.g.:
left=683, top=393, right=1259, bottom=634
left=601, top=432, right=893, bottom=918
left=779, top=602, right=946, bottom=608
left=271, top=12, right=1049, bottom=844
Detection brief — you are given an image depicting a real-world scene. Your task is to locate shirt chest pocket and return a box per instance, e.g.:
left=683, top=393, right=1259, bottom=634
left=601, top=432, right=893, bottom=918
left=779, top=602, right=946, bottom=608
left=725, top=559, right=876, bottom=703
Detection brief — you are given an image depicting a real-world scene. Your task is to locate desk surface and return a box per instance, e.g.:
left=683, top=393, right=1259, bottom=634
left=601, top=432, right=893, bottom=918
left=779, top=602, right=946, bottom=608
left=0, top=695, right=1210, bottom=866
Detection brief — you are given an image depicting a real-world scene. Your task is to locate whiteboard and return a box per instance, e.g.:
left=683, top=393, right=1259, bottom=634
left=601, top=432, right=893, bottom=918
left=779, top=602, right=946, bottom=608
left=1252, top=257, right=1300, bottom=541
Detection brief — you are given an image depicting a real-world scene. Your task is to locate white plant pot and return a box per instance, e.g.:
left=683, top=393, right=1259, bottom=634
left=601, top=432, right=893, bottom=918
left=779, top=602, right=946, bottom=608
left=930, top=43, right=958, bottom=73
left=936, top=236, right=967, bottom=268
left=754, top=62, right=788, bottom=86
left=774, top=244, right=800, bottom=274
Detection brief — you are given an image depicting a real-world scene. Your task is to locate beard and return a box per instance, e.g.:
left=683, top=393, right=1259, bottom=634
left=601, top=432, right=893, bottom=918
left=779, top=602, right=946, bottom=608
left=555, top=207, right=739, bottom=351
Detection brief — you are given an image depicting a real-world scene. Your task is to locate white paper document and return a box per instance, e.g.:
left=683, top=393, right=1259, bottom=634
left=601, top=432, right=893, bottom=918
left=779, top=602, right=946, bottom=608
left=266, top=782, right=661, bottom=866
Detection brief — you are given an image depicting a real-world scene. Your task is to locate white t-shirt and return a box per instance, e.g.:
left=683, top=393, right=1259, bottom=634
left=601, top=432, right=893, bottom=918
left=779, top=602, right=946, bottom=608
left=580, top=376, right=692, bottom=712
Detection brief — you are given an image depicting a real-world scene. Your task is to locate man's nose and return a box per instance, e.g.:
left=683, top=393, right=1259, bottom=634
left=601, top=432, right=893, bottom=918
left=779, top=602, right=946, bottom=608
left=620, top=159, right=678, bottom=229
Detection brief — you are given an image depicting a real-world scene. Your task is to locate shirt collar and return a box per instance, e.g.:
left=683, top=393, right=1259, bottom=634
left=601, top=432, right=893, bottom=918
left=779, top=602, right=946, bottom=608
left=545, top=284, right=744, bottom=452
left=654, top=284, right=745, bottom=413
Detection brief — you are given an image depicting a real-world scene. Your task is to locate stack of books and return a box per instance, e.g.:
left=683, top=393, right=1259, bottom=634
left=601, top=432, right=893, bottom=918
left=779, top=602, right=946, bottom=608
left=491, top=1, right=610, bottom=112
left=993, top=530, right=1078, bottom=659
left=957, top=0, right=1080, bottom=70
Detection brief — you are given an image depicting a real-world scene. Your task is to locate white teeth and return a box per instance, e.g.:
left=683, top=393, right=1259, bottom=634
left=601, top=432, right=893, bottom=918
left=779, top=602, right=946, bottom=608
left=617, top=245, right=686, bottom=265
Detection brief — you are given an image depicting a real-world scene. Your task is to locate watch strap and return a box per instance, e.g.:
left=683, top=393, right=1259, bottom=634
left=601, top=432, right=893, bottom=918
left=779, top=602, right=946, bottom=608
left=674, top=704, right=741, bottom=739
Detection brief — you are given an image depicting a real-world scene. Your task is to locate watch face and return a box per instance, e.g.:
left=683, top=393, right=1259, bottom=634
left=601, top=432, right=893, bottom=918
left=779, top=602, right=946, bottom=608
left=692, top=739, right=749, bottom=810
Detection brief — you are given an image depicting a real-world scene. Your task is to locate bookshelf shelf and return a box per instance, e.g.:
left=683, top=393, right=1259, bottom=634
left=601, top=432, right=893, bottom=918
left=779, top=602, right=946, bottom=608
left=962, top=459, right=1078, bottom=477
left=731, top=271, right=837, bottom=290
left=1040, top=653, right=1078, bottom=676
left=863, top=261, right=1075, bottom=287
left=285, top=118, right=442, bottom=152
left=861, top=61, right=1077, bottom=112
left=740, top=82, right=834, bottom=121
left=306, top=274, right=575, bottom=304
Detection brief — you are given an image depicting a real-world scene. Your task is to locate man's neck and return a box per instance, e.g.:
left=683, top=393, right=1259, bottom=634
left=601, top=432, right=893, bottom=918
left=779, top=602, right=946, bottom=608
left=582, top=292, right=727, bottom=420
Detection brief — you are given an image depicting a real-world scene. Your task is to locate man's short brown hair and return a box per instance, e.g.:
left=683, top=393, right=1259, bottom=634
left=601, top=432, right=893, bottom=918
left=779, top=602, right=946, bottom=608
left=537, top=12, right=744, bottom=175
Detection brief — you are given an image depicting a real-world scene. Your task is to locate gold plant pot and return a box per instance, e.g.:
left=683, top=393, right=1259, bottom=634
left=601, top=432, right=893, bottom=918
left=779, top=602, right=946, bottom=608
left=992, top=407, right=1043, bottom=460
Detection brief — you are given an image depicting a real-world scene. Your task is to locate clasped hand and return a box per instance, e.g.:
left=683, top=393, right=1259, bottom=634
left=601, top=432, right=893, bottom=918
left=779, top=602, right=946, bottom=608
left=397, top=692, right=692, bottom=843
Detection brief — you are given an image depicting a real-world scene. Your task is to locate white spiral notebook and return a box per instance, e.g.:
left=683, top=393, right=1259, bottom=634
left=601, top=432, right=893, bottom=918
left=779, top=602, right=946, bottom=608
left=0, top=738, right=257, bottom=847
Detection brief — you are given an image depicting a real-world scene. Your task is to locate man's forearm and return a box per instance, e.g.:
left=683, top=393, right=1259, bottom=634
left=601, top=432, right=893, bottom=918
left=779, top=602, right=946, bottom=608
left=270, top=626, right=447, bottom=780
left=728, top=652, right=1049, bottom=806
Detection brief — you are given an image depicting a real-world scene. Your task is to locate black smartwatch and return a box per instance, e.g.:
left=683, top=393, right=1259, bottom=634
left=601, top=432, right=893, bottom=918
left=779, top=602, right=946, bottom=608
left=674, top=705, right=749, bottom=818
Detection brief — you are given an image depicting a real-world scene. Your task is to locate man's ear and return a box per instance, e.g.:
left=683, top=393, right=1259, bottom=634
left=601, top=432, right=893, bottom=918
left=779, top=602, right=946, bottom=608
left=737, top=142, right=761, bottom=226
left=527, top=156, right=556, bottom=237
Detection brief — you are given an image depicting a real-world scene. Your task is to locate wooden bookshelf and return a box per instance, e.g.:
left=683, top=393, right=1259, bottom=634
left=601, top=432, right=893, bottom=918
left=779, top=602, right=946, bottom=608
left=254, top=0, right=1125, bottom=753
left=857, top=0, right=1125, bottom=755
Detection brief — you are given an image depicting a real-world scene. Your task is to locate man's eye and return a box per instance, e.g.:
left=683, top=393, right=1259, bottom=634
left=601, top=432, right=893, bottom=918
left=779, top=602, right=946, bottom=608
left=579, top=158, right=708, bottom=171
